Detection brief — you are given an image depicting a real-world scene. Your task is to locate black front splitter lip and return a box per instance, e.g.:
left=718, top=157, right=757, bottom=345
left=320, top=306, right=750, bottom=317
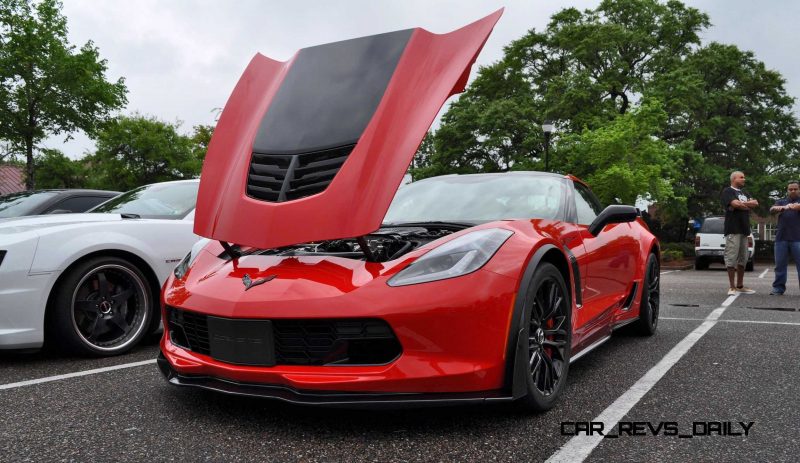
left=157, top=353, right=514, bottom=409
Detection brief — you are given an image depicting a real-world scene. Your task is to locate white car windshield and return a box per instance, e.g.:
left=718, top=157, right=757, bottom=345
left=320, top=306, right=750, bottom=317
left=90, top=182, right=198, bottom=219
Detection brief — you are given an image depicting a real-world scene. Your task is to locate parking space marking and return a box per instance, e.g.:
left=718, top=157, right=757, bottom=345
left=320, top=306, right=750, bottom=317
left=759, top=268, right=770, bottom=279
left=662, top=317, right=800, bottom=326
left=546, top=293, right=739, bottom=463
left=0, top=359, right=156, bottom=391
left=660, top=270, right=678, bottom=275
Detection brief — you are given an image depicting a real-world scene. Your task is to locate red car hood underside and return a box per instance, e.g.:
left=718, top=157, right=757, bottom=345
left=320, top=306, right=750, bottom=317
left=194, top=10, right=503, bottom=249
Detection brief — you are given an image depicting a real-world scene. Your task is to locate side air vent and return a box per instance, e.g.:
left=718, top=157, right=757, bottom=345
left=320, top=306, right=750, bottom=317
left=167, top=308, right=210, bottom=355
left=247, top=144, right=354, bottom=202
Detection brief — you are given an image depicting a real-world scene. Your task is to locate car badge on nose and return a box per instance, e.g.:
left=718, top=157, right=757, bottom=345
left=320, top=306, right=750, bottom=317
left=242, top=273, right=277, bottom=291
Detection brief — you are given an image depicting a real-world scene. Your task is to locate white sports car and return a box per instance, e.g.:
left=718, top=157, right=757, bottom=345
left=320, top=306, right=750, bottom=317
left=0, top=180, right=201, bottom=356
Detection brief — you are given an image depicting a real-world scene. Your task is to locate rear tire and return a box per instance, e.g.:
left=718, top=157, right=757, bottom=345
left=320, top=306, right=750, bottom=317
left=47, top=256, right=152, bottom=356
left=633, top=253, right=659, bottom=336
left=517, top=263, right=571, bottom=412
left=694, top=258, right=708, bottom=270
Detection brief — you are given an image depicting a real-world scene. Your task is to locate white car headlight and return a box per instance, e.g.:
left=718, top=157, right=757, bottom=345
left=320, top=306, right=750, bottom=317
left=387, top=228, right=513, bottom=287
left=173, top=238, right=210, bottom=279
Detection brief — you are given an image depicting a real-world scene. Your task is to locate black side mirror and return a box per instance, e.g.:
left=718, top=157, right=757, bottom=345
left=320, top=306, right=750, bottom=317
left=588, top=205, right=639, bottom=236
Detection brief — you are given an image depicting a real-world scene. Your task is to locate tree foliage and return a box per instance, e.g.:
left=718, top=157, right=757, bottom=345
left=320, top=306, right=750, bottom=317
left=84, top=115, right=201, bottom=191
left=650, top=42, right=800, bottom=216
left=0, top=0, right=127, bottom=189
left=415, top=0, right=799, bottom=223
left=34, top=148, right=84, bottom=188
left=553, top=99, right=692, bottom=215
left=189, top=124, right=214, bottom=163
left=411, top=63, right=541, bottom=179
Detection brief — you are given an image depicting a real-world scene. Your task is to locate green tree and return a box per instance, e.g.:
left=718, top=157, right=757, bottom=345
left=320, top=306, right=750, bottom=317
left=85, top=115, right=199, bottom=191
left=551, top=99, right=692, bottom=215
left=416, top=0, right=709, bottom=181
left=190, top=124, right=214, bottom=163
left=411, top=61, right=541, bottom=179
left=0, top=0, right=127, bottom=189
left=34, top=148, right=85, bottom=188
left=417, top=0, right=799, bottom=226
left=508, top=0, right=709, bottom=128
left=650, top=43, right=800, bottom=217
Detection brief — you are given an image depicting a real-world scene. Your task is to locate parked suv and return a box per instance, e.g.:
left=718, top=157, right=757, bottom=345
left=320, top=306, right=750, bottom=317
left=694, top=216, right=754, bottom=271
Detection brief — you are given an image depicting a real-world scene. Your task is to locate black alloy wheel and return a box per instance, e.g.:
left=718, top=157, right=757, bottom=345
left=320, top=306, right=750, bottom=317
left=48, top=256, right=152, bottom=356
left=519, top=262, right=571, bottom=412
left=633, top=253, right=660, bottom=336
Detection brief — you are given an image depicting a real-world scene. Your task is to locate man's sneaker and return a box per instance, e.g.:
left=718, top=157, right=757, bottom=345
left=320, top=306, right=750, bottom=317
left=736, top=287, right=756, bottom=294
left=727, top=288, right=737, bottom=296
left=769, top=290, right=784, bottom=296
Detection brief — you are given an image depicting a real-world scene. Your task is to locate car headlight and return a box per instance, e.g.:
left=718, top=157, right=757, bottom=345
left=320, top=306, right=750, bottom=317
left=387, top=228, right=513, bottom=287
left=173, top=238, right=211, bottom=279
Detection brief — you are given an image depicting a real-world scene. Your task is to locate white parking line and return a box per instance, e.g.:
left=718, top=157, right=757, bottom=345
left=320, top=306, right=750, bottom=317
left=545, top=293, right=739, bottom=463
left=660, top=270, right=678, bottom=275
left=662, top=317, right=800, bottom=326
left=758, top=268, right=770, bottom=279
left=0, top=359, right=156, bottom=391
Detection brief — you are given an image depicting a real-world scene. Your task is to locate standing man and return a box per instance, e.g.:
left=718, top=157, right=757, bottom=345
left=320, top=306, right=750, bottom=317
left=769, top=180, right=800, bottom=295
left=720, top=171, right=758, bottom=295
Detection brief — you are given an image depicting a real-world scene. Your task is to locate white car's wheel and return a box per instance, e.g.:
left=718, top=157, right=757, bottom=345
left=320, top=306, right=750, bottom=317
left=48, top=256, right=152, bottom=356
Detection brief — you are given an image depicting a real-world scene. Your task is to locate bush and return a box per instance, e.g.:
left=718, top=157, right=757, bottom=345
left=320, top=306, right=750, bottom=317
left=661, top=242, right=694, bottom=257
left=661, top=249, right=684, bottom=262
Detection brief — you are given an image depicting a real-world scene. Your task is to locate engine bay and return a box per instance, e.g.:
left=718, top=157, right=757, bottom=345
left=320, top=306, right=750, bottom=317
left=252, top=225, right=463, bottom=262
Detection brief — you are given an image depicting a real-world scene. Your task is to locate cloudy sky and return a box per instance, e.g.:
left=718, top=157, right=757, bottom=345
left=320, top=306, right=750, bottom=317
left=50, top=0, right=800, bottom=158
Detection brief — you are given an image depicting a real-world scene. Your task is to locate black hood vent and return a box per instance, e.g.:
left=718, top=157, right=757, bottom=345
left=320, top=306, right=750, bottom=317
left=246, top=144, right=354, bottom=202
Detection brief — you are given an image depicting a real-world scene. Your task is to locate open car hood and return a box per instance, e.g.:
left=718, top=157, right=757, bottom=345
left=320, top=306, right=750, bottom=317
left=194, top=10, right=503, bottom=249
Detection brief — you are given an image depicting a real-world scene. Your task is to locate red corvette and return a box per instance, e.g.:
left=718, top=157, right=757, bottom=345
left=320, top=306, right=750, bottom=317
left=158, top=11, right=660, bottom=411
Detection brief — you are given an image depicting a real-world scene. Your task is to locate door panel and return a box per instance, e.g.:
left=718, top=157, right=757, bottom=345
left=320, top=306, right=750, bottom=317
left=567, top=181, right=638, bottom=346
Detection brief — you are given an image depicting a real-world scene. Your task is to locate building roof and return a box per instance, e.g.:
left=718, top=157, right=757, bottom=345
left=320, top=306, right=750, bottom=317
left=0, top=165, right=25, bottom=195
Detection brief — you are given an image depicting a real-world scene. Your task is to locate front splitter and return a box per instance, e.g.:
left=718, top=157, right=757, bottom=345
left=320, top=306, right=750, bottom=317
left=157, top=353, right=514, bottom=409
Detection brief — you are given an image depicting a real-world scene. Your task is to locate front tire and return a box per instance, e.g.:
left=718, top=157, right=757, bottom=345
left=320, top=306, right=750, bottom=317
left=518, top=262, right=571, bottom=412
left=633, top=253, right=660, bottom=336
left=47, top=256, right=152, bottom=356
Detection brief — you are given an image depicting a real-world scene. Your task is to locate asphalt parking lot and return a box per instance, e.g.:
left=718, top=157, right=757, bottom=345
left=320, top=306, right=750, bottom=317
left=2, top=264, right=799, bottom=462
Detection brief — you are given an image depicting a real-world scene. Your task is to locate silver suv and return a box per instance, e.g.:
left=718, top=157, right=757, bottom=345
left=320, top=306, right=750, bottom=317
left=694, top=217, right=754, bottom=271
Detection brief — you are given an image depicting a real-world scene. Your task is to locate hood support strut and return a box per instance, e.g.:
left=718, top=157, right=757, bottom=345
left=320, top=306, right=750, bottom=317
left=357, top=236, right=377, bottom=262
left=220, top=241, right=241, bottom=259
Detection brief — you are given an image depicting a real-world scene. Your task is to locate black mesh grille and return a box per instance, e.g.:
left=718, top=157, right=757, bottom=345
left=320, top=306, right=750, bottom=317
left=246, top=144, right=354, bottom=202
left=273, top=319, right=398, bottom=365
left=167, top=308, right=210, bottom=355
left=166, top=307, right=401, bottom=366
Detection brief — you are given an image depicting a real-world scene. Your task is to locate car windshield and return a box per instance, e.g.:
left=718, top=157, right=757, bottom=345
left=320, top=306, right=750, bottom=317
left=384, top=175, right=566, bottom=224
left=0, top=191, right=59, bottom=218
left=90, top=182, right=199, bottom=219
left=699, top=218, right=724, bottom=234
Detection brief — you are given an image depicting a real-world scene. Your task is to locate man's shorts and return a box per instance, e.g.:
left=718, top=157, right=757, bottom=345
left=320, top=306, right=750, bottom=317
left=724, top=234, right=748, bottom=268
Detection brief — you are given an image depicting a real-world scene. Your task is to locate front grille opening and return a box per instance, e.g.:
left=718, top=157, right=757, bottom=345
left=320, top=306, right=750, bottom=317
left=273, top=319, right=401, bottom=366
left=166, top=307, right=401, bottom=366
left=246, top=144, right=354, bottom=203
